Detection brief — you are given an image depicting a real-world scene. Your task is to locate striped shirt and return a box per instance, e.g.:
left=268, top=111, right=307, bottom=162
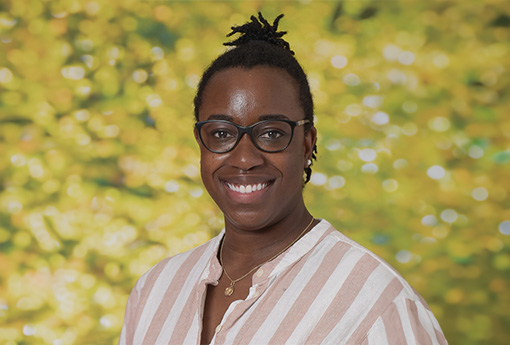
left=119, top=219, right=447, bottom=345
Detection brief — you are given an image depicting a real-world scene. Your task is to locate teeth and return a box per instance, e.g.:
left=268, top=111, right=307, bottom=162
left=226, top=182, right=268, bottom=194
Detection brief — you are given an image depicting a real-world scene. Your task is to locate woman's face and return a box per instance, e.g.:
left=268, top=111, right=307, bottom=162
left=196, top=66, right=316, bottom=231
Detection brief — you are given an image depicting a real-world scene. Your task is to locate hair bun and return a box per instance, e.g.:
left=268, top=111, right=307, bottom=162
left=224, top=12, right=294, bottom=55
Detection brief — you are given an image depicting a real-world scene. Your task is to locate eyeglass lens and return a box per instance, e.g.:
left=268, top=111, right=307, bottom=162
left=200, top=121, right=293, bottom=153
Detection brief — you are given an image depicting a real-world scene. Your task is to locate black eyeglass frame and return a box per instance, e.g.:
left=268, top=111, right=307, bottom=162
left=195, top=119, right=310, bottom=154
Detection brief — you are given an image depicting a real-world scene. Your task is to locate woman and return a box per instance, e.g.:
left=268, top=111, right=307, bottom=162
left=119, top=13, right=447, bottom=345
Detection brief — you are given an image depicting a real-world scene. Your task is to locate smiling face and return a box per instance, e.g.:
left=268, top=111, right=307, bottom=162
left=195, top=66, right=316, bottom=231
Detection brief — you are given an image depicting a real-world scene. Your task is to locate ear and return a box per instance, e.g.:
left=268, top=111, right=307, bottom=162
left=303, top=126, right=317, bottom=167
left=194, top=126, right=200, bottom=145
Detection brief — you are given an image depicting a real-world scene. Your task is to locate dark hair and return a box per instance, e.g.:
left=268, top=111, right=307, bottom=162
left=193, top=12, right=317, bottom=183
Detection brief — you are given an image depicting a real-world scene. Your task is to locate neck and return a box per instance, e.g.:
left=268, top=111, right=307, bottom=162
left=220, top=210, right=316, bottom=276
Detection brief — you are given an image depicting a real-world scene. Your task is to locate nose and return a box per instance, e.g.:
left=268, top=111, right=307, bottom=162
left=227, top=133, right=264, bottom=170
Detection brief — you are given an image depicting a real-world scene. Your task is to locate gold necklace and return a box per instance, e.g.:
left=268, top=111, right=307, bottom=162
left=219, top=217, right=315, bottom=297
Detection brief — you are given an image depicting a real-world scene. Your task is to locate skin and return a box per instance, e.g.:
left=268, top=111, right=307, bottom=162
left=195, top=66, right=318, bottom=344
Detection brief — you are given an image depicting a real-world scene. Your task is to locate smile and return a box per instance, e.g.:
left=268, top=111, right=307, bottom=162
left=225, top=182, right=270, bottom=194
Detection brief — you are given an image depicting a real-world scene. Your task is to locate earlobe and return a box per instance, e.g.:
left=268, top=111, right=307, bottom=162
left=304, top=126, right=317, bottom=162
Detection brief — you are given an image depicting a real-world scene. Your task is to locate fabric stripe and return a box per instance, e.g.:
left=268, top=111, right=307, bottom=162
left=120, top=285, right=137, bottom=345
left=119, top=284, right=139, bottom=345
left=346, top=277, right=403, bottom=343
left=382, top=302, right=408, bottom=344
left=320, top=262, right=400, bottom=344
left=217, top=250, right=310, bottom=344
left=269, top=222, right=334, bottom=272
left=181, top=312, right=202, bottom=345
left=153, top=244, right=216, bottom=345
left=435, top=328, right=448, bottom=345
left=417, top=301, right=448, bottom=345
left=219, top=225, right=336, bottom=344
left=133, top=254, right=195, bottom=344
left=167, top=260, right=218, bottom=344
left=126, top=257, right=170, bottom=345
left=367, top=318, right=389, bottom=345
left=227, top=238, right=345, bottom=344
left=396, top=295, right=419, bottom=344
left=140, top=243, right=211, bottom=345
left=268, top=241, right=351, bottom=344
left=157, top=244, right=222, bottom=345
left=305, top=253, right=380, bottom=344
left=407, top=299, right=433, bottom=345
left=284, top=246, right=366, bottom=344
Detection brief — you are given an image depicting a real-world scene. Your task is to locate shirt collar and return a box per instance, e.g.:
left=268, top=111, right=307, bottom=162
left=202, top=219, right=335, bottom=284
left=255, top=219, right=334, bottom=281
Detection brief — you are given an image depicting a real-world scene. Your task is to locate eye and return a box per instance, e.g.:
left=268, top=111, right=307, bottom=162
left=259, top=129, right=283, bottom=139
left=211, top=129, right=235, bottom=139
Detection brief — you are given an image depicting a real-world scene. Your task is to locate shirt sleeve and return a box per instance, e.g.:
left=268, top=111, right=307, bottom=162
left=118, top=284, right=141, bottom=345
left=364, top=297, right=448, bottom=345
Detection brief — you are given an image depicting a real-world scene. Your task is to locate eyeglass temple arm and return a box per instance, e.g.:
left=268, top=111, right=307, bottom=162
left=296, top=119, right=310, bottom=126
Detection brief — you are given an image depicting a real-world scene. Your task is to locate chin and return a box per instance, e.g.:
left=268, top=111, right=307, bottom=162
left=223, top=211, right=276, bottom=232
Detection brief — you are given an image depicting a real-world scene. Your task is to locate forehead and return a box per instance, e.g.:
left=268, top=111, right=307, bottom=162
left=198, top=66, right=303, bottom=123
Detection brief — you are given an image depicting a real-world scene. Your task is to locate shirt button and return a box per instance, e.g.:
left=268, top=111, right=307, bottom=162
left=215, top=325, right=222, bottom=333
left=255, top=268, right=264, bottom=277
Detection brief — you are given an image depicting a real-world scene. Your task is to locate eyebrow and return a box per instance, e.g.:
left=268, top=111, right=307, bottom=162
left=206, top=114, right=233, bottom=121
left=205, top=114, right=290, bottom=122
left=258, top=114, right=290, bottom=121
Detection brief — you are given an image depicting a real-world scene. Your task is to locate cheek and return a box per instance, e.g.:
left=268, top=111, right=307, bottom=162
left=287, top=145, right=307, bottom=180
left=275, top=151, right=306, bottom=181
left=200, top=159, right=217, bottom=198
left=199, top=150, right=223, bottom=182
left=288, top=139, right=306, bottom=166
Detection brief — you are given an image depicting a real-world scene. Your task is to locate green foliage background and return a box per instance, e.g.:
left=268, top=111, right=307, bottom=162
left=0, top=0, right=509, bottom=344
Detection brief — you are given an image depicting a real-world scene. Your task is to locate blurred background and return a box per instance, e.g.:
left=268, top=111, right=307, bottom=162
left=0, top=0, right=509, bottom=344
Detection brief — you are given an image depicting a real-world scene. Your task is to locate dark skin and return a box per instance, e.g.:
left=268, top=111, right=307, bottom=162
left=200, top=263, right=253, bottom=344
left=195, top=66, right=317, bottom=344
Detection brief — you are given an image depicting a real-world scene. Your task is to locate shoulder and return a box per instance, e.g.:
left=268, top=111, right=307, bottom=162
left=131, top=232, right=223, bottom=297
left=316, top=221, right=447, bottom=344
left=364, top=291, right=447, bottom=344
left=317, top=220, right=428, bottom=308
left=318, top=220, right=420, bottom=299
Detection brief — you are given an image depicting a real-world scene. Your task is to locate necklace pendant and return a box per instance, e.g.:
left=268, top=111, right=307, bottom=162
left=224, top=286, right=234, bottom=296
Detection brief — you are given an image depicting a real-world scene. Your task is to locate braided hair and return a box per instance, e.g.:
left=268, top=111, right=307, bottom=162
left=224, top=13, right=293, bottom=54
left=194, top=12, right=317, bottom=184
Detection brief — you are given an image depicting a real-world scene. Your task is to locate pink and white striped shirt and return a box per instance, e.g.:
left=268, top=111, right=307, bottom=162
left=119, top=220, right=447, bottom=345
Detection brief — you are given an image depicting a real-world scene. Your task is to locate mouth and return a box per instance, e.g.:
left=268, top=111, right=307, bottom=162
left=224, top=181, right=271, bottom=194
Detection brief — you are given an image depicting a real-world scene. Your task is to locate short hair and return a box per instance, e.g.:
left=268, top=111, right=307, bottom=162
left=193, top=13, right=317, bottom=183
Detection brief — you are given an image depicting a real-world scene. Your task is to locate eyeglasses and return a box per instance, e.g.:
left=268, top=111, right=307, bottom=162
left=195, top=119, right=310, bottom=153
